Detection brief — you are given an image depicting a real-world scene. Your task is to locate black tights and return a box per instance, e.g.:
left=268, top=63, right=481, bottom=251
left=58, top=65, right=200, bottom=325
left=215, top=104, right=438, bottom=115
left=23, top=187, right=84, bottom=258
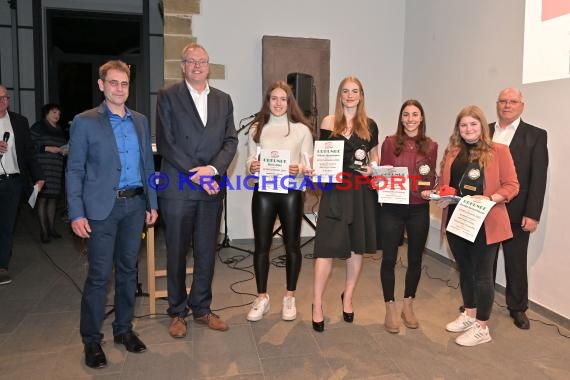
left=251, top=188, right=303, bottom=293
left=37, top=197, right=57, bottom=235
left=380, top=203, right=430, bottom=301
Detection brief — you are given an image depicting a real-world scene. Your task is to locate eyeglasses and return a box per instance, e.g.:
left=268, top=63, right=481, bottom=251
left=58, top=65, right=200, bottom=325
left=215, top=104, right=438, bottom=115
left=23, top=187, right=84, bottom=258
left=497, top=99, right=521, bottom=106
left=0, top=96, right=10, bottom=101
left=183, top=59, right=209, bottom=67
left=105, top=80, right=129, bottom=89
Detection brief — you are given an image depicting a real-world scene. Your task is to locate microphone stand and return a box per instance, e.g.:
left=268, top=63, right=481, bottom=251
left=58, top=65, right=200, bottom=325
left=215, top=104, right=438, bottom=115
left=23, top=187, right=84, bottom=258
left=236, top=114, right=256, bottom=135
left=218, top=114, right=256, bottom=255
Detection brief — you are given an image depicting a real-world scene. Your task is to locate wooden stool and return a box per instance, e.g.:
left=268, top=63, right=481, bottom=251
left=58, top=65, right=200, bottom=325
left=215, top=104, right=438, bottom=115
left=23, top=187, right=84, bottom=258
left=145, top=225, right=192, bottom=316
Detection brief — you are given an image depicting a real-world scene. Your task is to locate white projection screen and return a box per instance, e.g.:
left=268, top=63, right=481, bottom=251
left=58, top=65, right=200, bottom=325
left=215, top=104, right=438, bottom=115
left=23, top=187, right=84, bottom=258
left=523, top=0, right=570, bottom=84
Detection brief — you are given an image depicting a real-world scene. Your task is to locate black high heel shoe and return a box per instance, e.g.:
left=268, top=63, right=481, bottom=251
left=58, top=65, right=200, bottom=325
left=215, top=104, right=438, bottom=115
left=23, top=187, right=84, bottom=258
left=341, top=293, right=354, bottom=323
left=312, top=304, right=324, bottom=332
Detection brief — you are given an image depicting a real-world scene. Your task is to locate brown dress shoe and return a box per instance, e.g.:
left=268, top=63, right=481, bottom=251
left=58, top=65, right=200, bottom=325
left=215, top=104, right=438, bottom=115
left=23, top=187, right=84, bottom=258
left=169, top=316, right=187, bottom=338
left=194, top=312, right=229, bottom=331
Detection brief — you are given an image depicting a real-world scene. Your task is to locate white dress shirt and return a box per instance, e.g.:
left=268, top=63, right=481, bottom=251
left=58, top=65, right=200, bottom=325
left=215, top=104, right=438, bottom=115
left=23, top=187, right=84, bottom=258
left=186, top=81, right=210, bottom=126
left=0, top=114, right=20, bottom=175
left=185, top=81, right=218, bottom=175
left=493, top=117, right=520, bottom=146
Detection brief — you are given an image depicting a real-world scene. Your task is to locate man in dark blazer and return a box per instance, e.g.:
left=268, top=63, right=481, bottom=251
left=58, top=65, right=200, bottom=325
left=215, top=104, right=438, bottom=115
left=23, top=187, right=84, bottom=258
left=156, top=43, right=238, bottom=337
left=67, top=61, right=158, bottom=368
left=0, top=84, right=45, bottom=285
left=490, top=87, right=548, bottom=330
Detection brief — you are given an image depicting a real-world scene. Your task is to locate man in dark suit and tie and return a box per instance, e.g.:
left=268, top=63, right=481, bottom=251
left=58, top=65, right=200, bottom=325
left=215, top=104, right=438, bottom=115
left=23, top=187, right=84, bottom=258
left=156, top=43, right=238, bottom=337
left=490, top=87, right=548, bottom=330
left=67, top=60, right=158, bottom=368
left=0, top=84, right=45, bottom=285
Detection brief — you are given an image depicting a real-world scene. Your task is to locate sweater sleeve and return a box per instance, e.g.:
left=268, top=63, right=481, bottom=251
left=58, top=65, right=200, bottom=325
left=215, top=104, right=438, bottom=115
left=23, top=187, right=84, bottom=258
left=296, top=124, right=314, bottom=176
left=245, top=123, right=260, bottom=174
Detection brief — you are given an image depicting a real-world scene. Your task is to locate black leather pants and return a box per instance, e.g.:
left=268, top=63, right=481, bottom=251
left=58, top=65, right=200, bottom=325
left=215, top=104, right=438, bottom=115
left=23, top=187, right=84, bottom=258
left=251, top=187, right=304, bottom=293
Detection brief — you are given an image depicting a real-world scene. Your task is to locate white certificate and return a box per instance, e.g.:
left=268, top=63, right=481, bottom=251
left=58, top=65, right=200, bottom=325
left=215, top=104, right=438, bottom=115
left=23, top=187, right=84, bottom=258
left=259, top=149, right=290, bottom=194
left=446, top=196, right=495, bottom=242
left=313, top=140, right=344, bottom=183
left=28, top=184, right=40, bottom=208
left=374, top=166, right=410, bottom=204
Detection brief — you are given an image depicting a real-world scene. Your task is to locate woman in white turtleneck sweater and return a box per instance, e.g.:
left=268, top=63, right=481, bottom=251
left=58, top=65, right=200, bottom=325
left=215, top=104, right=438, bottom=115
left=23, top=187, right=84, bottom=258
left=245, top=80, right=314, bottom=322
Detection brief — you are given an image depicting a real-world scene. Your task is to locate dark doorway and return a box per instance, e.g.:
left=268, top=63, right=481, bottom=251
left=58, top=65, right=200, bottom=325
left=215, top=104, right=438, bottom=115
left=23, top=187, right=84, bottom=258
left=46, top=10, right=142, bottom=129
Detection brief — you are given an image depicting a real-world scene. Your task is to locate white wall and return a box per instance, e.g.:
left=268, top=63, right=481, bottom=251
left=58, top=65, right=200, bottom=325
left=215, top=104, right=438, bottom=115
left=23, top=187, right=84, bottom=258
left=192, top=0, right=406, bottom=240
left=403, top=0, right=570, bottom=318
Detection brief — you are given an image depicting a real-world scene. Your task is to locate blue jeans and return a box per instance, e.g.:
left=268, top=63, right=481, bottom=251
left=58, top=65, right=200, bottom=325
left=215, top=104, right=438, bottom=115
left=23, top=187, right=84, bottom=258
left=80, top=194, right=146, bottom=344
left=446, top=228, right=498, bottom=321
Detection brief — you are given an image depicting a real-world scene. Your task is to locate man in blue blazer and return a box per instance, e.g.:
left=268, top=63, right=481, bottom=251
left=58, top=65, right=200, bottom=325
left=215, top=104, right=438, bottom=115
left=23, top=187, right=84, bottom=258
left=67, top=60, right=158, bottom=368
left=0, top=84, right=45, bottom=285
left=157, top=43, right=238, bottom=337
left=490, top=87, right=548, bottom=330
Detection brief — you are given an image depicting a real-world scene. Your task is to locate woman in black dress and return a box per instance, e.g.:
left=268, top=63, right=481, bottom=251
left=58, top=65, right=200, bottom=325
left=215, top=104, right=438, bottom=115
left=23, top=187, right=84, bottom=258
left=30, top=103, right=68, bottom=243
left=309, top=76, right=379, bottom=331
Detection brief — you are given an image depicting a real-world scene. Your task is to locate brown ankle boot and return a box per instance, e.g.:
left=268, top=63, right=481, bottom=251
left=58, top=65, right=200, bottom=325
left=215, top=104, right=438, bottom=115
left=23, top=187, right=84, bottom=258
left=384, top=301, right=400, bottom=333
left=401, top=297, right=419, bottom=329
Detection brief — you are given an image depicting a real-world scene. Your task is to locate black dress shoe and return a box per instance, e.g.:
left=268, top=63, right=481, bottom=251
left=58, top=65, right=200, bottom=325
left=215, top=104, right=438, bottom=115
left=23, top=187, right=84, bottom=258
left=84, top=342, right=107, bottom=369
left=341, top=293, right=354, bottom=323
left=312, top=304, right=324, bottom=332
left=114, top=331, right=147, bottom=353
left=510, top=311, right=530, bottom=330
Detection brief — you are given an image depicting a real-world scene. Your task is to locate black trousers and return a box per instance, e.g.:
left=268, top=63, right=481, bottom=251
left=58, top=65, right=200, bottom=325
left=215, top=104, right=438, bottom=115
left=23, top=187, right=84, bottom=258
left=251, top=188, right=303, bottom=293
left=0, top=176, right=23, bottom=269
left=447, top=228, right=498, bottom=321
left=493, top=223, right=530, bottom=312
left=380, top=203, right=430, bottom=302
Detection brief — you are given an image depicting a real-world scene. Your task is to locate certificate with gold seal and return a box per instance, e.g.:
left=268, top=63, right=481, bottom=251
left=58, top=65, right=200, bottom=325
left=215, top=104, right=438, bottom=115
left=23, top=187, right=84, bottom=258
left=313, top=140, right=344, bottom=183
left=446, top=196, right=495, bottom=242
left=259, top=149, right=291, bottom=194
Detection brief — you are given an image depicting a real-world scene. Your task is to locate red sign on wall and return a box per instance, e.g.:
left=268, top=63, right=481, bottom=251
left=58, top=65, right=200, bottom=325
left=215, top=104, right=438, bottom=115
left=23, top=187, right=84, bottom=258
left=542, top=0, right=570, bottom=21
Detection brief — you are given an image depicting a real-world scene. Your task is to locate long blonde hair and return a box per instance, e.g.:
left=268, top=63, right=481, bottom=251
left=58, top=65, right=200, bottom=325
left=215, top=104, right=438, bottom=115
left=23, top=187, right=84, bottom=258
left=440, top=105, right=494, bottom=173
left=331, top=76, right=371, bottom=141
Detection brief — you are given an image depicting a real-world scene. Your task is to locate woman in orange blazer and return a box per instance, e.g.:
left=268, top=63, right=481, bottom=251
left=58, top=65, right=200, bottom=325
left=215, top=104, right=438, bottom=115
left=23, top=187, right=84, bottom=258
left=430, top=105, right=518, bottom=347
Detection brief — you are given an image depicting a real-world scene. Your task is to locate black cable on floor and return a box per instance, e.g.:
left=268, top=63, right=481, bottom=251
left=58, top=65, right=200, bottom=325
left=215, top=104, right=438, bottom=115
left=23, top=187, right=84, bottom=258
left=27, top=222, right=85, bottom=295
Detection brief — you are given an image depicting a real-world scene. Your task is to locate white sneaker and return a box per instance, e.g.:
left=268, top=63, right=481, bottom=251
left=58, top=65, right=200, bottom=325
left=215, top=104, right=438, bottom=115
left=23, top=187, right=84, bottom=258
left=281, top=296, right=297, bottom=321
left=446, top=311, right=476, bottom=332
left=247, top=295, right=270, bottom=321
left=455, top=322, right=492, bottom=346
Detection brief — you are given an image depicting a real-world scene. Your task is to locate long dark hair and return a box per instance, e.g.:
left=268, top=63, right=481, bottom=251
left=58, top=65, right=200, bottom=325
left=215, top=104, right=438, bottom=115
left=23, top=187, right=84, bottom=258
left=251, top=80, right=313, bottom=143
left=393, top=99, right=432, bottom=156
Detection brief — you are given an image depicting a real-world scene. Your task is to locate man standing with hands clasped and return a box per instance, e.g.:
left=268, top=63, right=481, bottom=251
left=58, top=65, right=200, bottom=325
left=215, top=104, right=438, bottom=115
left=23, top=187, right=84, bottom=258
left=67, top=60, right=158, bottom=368
left=157, top=43, right=238, bottom=337
left=490, top=87, right=548, bottom=330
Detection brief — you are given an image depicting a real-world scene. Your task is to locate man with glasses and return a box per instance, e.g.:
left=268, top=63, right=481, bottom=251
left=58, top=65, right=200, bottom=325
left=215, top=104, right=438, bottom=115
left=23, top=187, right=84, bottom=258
left=490, top=87, right=548, bottom=329
left=156, top=43, right=237, bottom=337
left=0, top=85, right=45, bottom=285
left=67, top=60, right=158, bottom=368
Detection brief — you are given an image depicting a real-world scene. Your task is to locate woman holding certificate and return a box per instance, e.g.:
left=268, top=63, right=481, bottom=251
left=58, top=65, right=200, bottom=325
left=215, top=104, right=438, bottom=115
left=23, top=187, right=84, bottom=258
left=434, top=105, right=518, bottom=346
left=245, top=80, right=314, bottom=322
left=379, top=100, right=437, bottom=333
left=309, top=76, right=379, bottom=332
